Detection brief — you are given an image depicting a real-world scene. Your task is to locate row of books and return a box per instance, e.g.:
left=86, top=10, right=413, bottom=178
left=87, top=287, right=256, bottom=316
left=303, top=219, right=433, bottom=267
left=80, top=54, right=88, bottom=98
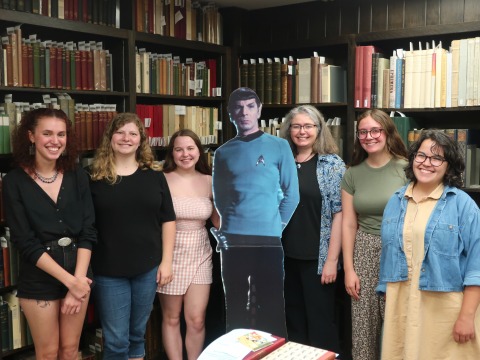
left=1, top=97, right=118, bottom=154
left=408, top=128, right=480, bottom=188
left=355, top=36, right=480, bottom=109
left=0, top=0, right=120, bottom=28
left=136, top=104, right=220, bottom=147
left=135, top=0, right=223, bottom=45
left=0, top=290, right=32, bottom=352
left=135, top=50, right=220, bottom=97
left=1, top=26, right=114, bottom=91
left=239, top=53, right=347, bottom=105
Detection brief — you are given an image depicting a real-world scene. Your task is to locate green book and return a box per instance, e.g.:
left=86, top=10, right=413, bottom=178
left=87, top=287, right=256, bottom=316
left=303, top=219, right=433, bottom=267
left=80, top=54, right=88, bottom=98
left=32, top=41, right=41, bottom=88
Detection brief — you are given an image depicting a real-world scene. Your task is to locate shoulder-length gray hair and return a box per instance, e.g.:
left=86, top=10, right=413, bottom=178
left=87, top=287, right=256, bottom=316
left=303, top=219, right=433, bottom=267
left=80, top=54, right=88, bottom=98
left=279, top=105, right=338, bottom=155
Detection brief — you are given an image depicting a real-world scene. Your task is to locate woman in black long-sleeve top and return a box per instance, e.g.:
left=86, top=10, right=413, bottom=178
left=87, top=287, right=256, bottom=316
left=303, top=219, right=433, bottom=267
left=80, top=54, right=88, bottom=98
left=2, top=108, right=96, bottom=360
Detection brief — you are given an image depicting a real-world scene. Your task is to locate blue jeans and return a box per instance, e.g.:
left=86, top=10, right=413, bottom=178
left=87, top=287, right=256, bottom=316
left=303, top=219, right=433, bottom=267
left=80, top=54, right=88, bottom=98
left=93, top=266, right=158, bottom=360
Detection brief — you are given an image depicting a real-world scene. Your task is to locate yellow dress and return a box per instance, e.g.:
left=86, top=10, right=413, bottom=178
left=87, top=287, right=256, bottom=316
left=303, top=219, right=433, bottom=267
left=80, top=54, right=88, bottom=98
left=381, top=183, right=480, bottom=360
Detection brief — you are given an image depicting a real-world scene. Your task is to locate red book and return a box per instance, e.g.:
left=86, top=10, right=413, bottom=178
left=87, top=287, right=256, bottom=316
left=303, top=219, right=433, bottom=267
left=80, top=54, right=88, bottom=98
left=74, top=112, right=82, bottom=150
left=362, top=45, right=381, bottom=108
left=174, top=0, right=186, bottom=39
left=243, top=336, right=286, bottom=360
left=147, top=0, right=154, bottom=34
left=81, top=50, right=88, bottom=90
left=153, top=104, right=163, bottom=138
left=82, top=0, right=88, bottom=22
left=27, top=44, right=34, bottom=87
left=73, top=0, right=78, bottom=20
left=87, top=50, right=94, bottom=90
left=74, top=49, right=81, bottom=90
left=86, top=110, right=94, bottom=150
left=2, top=247, right=10, bottom=287
left=82, top=111, right=89, bottom=151
left=41, top=0, right=48, bottom=16
left=56, top=46, right=63, bottom=89
left=22, top=43, right=29, bottom=87
left=207, top=59, right=217, bottom=95
left=49, top=46, right=57, bottom=89
left=65, top=49, right=71, bottom=90
left=354, top=45, right=364, bottom=108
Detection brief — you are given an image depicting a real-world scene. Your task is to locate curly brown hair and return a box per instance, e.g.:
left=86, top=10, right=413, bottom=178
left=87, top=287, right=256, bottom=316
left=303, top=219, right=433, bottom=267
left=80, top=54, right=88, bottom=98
left=405, top=129, right=464, bottom=188
left=90, top=112, right=157, bottom=184
left=12, top=108, right=78, bottom=173
left=163, top=129, right=211, bottom=175
left=350, top=109, right=407, bottom=166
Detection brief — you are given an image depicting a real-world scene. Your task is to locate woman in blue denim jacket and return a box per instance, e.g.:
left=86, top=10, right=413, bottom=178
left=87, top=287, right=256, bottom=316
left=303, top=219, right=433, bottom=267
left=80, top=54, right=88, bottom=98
left=378, top=129, right=480, bottom=359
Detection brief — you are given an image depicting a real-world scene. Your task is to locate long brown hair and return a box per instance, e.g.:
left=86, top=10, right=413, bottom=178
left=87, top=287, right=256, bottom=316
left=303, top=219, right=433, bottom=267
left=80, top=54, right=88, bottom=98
left=12, top=108, right=78, bottom=173
left=163, top=129, right=211, bottom=175
left=350, top=109, right=407, bottom=166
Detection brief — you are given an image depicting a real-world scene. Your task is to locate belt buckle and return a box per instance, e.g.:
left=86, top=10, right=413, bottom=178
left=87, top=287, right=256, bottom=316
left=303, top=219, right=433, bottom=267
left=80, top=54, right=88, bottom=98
left=58, top=237, right=72, bottom=247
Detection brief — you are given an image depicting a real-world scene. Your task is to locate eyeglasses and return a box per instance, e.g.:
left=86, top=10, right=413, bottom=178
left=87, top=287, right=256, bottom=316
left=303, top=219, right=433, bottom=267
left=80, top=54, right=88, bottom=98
left=290, top=124, right=317, bottom=131
left=414, top=152, right=446, bottom=167
left=356, top=128, right=384, bottom=139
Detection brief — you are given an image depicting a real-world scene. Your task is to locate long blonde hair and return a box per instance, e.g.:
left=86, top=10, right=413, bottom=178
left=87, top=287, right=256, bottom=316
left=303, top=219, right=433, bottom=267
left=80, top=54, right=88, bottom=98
left=90, top=112, right=158, bottom=184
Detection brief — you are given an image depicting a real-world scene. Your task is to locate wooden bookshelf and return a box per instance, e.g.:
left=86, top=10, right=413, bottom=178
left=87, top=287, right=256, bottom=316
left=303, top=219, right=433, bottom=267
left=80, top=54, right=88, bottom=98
left=0, top=1, right=230, bottom=358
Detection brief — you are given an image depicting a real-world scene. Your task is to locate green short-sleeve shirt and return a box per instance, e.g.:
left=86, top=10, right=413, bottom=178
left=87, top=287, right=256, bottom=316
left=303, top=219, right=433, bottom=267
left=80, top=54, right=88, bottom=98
left=341, top=157, right=408, bottom=235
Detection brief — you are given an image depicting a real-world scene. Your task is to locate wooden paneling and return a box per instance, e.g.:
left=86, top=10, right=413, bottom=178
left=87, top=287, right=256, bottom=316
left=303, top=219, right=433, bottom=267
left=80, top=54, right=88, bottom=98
left=440, top=0, right=464, bottom=24
left=404, top=0, right=425, bottom=28
left=387, top=0, right=404, bottom=30
left=340, top=0, right=359, bottom=35
left=426, top=0, right=441, bottom=26
left=358, top=1, right=372, bottom=33
left=465, top=0, right=480, bottom=22
left=371, top=0, right=388, bottom=32
left=324, top=2, right=342, bottom=38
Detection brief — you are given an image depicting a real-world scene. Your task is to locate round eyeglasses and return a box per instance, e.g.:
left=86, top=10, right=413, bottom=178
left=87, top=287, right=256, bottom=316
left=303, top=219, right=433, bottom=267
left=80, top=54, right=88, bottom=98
left=356, top=128, right=384, bottom=139
left=290, top=124, right=317, bottom=131
left=414, top=152, right=446, bottom=167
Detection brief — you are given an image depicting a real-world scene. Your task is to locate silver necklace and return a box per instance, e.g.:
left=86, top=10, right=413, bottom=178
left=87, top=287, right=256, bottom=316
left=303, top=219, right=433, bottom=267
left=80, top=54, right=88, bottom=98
left=34, top=169, right=59, bottom=183
left=295, top=153, right=315, bottom=169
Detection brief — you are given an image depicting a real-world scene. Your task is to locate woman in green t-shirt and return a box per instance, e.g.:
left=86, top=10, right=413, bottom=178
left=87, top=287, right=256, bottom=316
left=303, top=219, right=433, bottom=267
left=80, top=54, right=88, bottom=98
left=341, top=109, right=408, bottom=360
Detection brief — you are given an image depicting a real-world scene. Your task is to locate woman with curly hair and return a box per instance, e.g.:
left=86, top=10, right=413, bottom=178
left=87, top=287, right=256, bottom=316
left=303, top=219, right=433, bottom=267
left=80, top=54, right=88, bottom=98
left=378, top=129, right=480, bottom=359
left=89, top=112, right=176, bottom=360
left=3, top=108, right=96, bottom=359
left=341, top=109, right=408, bottom=360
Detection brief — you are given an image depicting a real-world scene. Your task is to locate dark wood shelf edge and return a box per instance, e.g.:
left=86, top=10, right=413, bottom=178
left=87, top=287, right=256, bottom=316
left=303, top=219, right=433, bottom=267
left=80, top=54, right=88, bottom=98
left=354, top=106, right=480, bottom=113
left=0, top=9, right=129, bottom=39
left=0, top=87, right=129, bottom=97
left=356, top=21, right=480, bottom=43
left=134, top=32, right=227, bottom=54
left=135, top=94, right=225, bottom=101
left=238, top=35, right=349, bottom=54
left=262, top=102, right=347, bottom=109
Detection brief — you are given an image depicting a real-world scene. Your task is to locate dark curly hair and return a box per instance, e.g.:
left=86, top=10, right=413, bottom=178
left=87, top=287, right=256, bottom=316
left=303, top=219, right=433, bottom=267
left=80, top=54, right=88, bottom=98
left=404, top=129, right=464, bottom=188
left=163, top=129, right=211, bottom=175
left=351, top=109, right=407, bottom=166
left=12, top=108, right=78, bottom=173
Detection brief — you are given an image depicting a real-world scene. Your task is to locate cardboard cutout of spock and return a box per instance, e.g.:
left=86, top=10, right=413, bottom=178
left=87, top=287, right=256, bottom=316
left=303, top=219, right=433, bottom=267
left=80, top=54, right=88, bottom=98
left=211, top=87, right=299, bottom=338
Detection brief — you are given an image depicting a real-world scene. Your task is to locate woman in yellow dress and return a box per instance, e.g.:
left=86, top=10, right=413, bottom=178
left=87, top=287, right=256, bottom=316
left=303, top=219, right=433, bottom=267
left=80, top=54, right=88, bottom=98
left=378, top=129, right=480, bottom=359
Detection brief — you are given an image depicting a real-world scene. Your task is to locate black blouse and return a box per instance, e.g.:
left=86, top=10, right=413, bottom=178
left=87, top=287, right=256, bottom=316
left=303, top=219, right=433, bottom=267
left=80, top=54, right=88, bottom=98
left=2, top=166, right=97, bottom=265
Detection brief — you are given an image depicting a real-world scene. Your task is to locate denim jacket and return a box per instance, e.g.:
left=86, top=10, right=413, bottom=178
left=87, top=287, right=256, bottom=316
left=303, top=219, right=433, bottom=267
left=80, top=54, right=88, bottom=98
left=377, top=183, right=480, bottom=294
left=316, top=153, right=345, bottom=274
